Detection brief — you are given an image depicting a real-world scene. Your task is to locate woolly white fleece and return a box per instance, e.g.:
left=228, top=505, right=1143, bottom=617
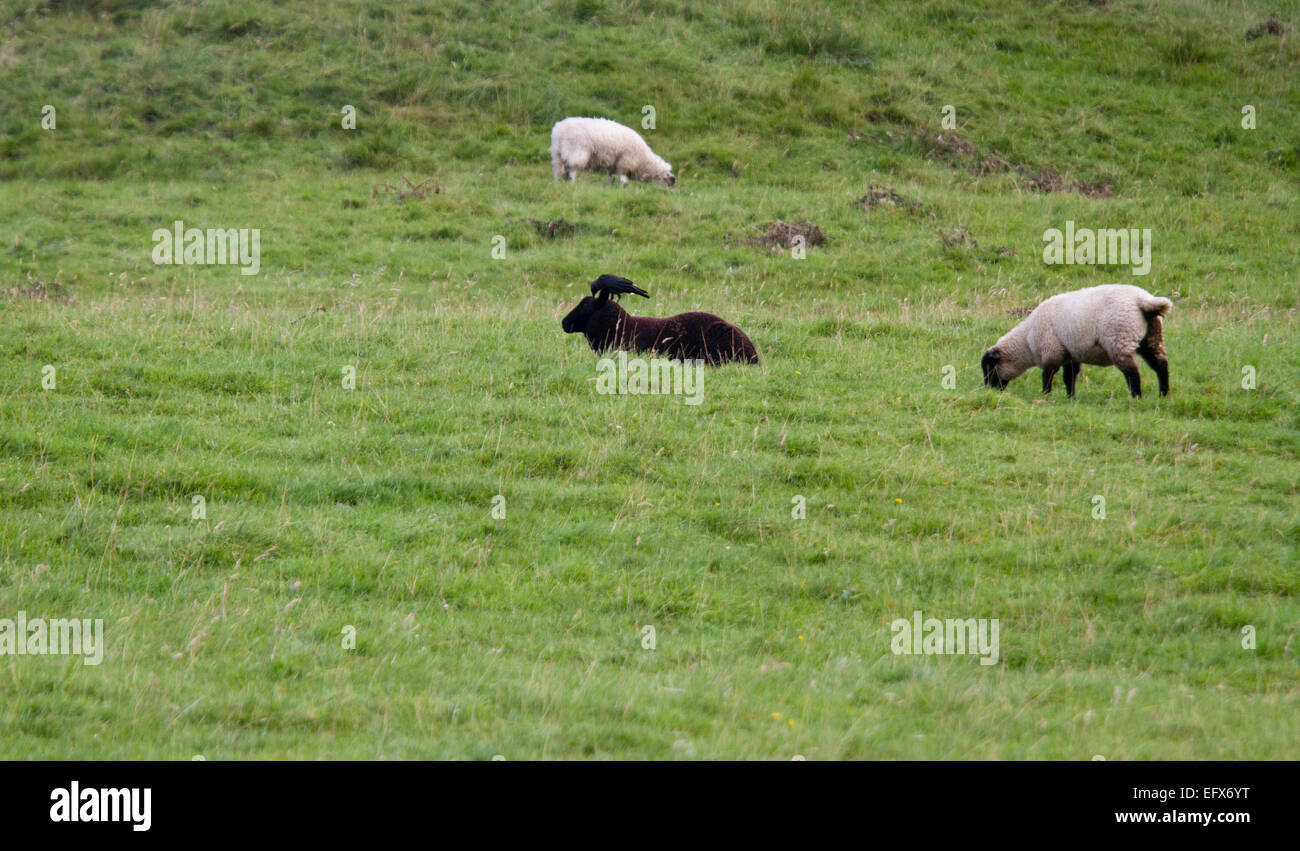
left=987, top=284, right=1172, bottom=382
left=550, top=117, right=674, bottom=186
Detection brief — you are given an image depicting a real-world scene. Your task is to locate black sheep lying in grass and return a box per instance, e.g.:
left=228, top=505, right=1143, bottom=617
left=561, top=275, right=759, bottom=365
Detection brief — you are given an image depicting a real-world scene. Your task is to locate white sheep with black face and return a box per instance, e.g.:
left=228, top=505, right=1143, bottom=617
left=982, top=284, right=1172, bottom=398
left=550, top=117, right=675, bottom=187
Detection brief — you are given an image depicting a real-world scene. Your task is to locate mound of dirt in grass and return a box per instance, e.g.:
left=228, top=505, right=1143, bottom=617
left=917, top=130, right=977, bottom=161
left=938, top=227, right=1018, bottom=262
left=1024, top=166, right=1113, bottom=198
left=977, top=155, right=1112, bottom=197
left=939, top=226, right=978, bottom=248
left=857, top=185, right=933, bottom=217
left=977, top=154, right=1014, bottom=175
left=1246, top=16, right=1284, bottom=40
left=749, top=220, right=826, bottom=250
left=527, top=218, right=575, bottom=239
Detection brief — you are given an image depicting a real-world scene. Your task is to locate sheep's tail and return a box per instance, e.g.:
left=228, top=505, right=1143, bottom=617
left=551, top=146, right=566, bottom=180
left=1137, top=293, right=1172, bottom=319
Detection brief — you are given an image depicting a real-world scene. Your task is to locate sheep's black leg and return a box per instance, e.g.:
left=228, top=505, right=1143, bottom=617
left=1062, top=362, right=1081, bottom=397
left=1137, top=343, right=1169, bottom=396
left=1041, top=365, right=1058, bottom=394
left=1115, top=354, right=1142, bottom=398
left=1138, top=317, right=1169, bottom=397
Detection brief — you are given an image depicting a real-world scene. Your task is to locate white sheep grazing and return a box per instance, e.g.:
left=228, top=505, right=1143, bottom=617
left=550, top=117, right=675, bottom=187
left=982, top=284, right=1172, bottom=398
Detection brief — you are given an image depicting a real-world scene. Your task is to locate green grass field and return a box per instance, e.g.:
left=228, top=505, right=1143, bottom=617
left=1, top=0, right=1297, bottom=759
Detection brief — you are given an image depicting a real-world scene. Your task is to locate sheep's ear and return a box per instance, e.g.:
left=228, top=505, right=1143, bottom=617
left=985, top=349, right=1001, bottom=361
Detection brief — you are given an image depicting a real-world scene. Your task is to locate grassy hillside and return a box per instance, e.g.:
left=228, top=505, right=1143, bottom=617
left=0, top=0, right=1297, bottom=758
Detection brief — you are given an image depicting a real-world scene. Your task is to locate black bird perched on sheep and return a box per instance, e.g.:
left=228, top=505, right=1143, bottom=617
left=561, top=275, right=760, bottom=365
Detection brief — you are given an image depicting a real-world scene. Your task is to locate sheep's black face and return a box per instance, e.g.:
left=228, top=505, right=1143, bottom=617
left=562, top=297, right=600, bottom=334
left=982, top=349, right=1009, bottom=390
left=664, top=172, right=676, bottom=187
